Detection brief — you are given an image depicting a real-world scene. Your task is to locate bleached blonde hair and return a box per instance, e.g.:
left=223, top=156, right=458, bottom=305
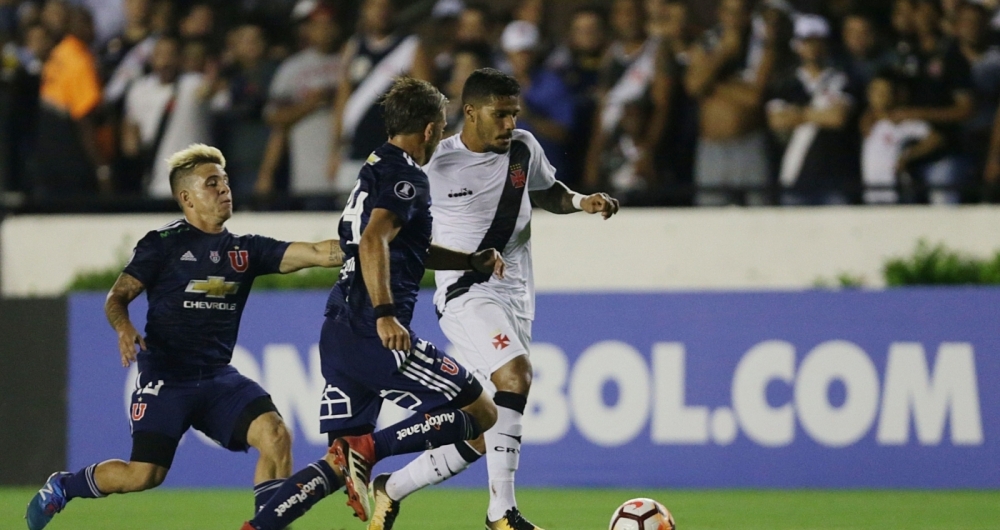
left=166, top=144, right=226, bottom=195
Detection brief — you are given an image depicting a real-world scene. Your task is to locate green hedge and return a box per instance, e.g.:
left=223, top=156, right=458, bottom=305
left=884, top=241, right=1000, bottom=286
left=67, top=265, right=436, bottom=292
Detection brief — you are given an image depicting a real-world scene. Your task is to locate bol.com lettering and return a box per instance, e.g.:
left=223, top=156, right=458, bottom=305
left=274, top=476, right=325, bottom=517
left=396, top=412, right=455, bottom=440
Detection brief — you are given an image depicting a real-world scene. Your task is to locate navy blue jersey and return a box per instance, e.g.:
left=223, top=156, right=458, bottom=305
left=326, top=143, right=432, bottom=336
left=123, top=219, right=290, bottom=376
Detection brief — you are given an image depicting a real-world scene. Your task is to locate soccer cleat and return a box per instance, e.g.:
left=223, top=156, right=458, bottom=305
left=485, top=507, right=546, bottom=530
left=367, top=474, right=401, bottom=530
left=239, top=523, right=256, bottom=530
left=330, top=435, right=375, bottom=522
left=25, top=471, right=72, bottom=530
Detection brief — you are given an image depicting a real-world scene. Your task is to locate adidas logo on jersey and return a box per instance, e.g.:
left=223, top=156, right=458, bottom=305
left=180, top=251, right=197, bottom=262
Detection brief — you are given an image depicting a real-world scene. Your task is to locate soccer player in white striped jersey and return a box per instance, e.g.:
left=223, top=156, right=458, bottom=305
left=368, top=68, right=619, bottom=530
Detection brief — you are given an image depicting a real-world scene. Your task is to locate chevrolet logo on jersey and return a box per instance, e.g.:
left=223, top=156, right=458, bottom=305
left=185, top=276, right=240, bottom=298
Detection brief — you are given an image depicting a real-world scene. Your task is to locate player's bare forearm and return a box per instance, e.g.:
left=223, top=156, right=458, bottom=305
left=278, top=240, right=344, bottom=273
left=105, top=273, right=144, bottom=332
left=426, top=245, right=507, bottom=279
left=425, top=244, right=473, bottom=270
left=359, top=209, right=403, bottom=307
left=529, top=181, right=577, bottom=214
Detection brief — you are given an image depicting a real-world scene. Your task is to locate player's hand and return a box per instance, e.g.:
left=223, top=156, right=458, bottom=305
left=377, top=316, right=411, bottom=353
left=470, top=249, right=505, bottom=280
left=117, top=324, right=146, bottom=368
left=581, top=192, right=620, bottom=220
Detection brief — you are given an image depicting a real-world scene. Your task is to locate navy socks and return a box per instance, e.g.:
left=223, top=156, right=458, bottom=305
left=249, top=460, right=341, bottom=530
left=373, top=408, right=482, bottom=461
left=61, top=464, right=104, bottom=500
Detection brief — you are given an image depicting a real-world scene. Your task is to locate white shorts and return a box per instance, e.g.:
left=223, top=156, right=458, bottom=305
left=438, top=294, right=532, bottom=394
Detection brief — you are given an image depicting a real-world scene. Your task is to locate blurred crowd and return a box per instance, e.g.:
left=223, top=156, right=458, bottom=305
left=2, top=0, right=1000, bottom=211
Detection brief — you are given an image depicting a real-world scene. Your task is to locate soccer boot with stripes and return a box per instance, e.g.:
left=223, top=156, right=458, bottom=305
left=330, top=435, right=375, bottom=522
left=485, top=507, right=546, bottom=530
left=25, top=471, right=72, bottom=530
left=367, top=473, right=401, bottom=530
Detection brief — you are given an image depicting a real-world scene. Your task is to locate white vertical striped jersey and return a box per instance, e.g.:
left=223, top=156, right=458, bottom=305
left=428, top=129, right=557, bottom=320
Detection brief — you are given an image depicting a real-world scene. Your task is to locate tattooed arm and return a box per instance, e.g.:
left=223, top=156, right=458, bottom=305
left=278, top=240, right=344, bottom=273
left=105, top=273, right=147, bottom=368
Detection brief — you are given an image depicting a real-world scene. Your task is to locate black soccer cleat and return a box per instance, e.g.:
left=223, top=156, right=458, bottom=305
left=367, top=474, right=401, bottom=530
left=485, top=507, right=546, bottom=530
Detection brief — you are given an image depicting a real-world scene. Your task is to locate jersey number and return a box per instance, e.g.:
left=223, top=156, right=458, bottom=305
left=339, top=181, right=370, bottom=246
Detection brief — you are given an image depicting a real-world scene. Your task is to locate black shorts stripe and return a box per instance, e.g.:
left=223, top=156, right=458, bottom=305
left=445, top=140, right=531, bottom=304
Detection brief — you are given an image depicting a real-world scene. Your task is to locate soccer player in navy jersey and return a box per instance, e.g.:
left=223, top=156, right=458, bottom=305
left=26, top=144, right=345, bottom=530
left=240, top=77, right=504, bottom=530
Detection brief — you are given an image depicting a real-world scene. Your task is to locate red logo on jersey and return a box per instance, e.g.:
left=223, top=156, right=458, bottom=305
left=441, top=357, right=460, bottom=375
left=131, top=403, right=147, bottom=421
left=492, top=334, right=510, bottom=350
left=509, top=164, right=526, bottom=188
left=228, top=250, right=249, bottom=273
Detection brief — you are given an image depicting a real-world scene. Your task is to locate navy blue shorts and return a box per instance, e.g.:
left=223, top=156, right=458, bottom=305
left=128, top=365, right=275, bottom=467
left=318, top=314, right=482, bottom=434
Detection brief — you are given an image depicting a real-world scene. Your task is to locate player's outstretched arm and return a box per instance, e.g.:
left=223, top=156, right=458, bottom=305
left=105, top=273, right=147, bottom=368
left=277, top=239, right=344, bottom=273
left=530, top=181, right=621, bottom=219
left=425, top=245, right=505, bottom=279
left=360, top=208, right=411, bottom=352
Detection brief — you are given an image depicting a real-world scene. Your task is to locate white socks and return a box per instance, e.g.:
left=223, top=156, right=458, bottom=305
left=486, top=391, right=527, bottom=522
left=385, top=441, right=482, bottom=501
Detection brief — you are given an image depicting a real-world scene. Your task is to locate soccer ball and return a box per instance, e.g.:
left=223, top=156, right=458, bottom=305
left=609, top=498, right=676, bottom=530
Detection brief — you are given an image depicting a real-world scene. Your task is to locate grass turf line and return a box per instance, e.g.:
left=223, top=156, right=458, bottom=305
left=3, top=488, right=999, bottom=529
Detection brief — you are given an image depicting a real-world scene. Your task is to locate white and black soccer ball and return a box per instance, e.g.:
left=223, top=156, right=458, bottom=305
left=609, top=498, right=676, bottom=530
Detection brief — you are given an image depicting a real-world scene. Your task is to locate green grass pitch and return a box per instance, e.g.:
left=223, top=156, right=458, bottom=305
left=3, top=487, right=999, bottom=529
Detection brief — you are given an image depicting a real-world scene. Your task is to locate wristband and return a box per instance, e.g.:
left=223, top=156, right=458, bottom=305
left=373, top=304, right=395, bottom=319
left=571, top=193, right=585, bottom=211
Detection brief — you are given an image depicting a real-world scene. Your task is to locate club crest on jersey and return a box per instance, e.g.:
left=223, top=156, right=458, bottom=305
left=395, top=181, right=416, bottom=200
left=228, top=250, right=249, bottom=272
left=493, top=333, right=511, bottom=350
left=131, top=403, right=146, bottom=421
left=210, top=250, right=221, bottom=263
left=509, top=164, right=526, bottom=188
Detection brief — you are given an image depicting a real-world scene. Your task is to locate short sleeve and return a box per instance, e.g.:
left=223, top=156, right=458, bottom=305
left=247, top=235, right=292, bottom=276
left=374, top=167, right=425, bottom=224
left=522, top=132, right=558, bottom=191
left=122, top=232, right=163, bottom=287
left=900, top=120, right=932, bottom=140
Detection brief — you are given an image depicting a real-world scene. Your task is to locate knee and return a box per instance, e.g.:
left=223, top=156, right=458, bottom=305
left=467, top=434, right=487, bottom=454
left=491, top=356, right=532, bottom=395
left=251, top=414, right=293, bottom=458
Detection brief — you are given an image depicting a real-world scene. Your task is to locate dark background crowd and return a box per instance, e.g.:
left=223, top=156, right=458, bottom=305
left=2, top=0, right=1000, bottom=212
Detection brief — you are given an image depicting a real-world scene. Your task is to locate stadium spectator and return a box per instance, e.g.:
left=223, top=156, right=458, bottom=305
left=955, top=1, right=1000, bottom=185
left=886, top=0, right=973, bottom=204
left=1, top=23, right=53, bottom=195
left=209, top=24, right=278, bottom=201
left=330, top=0, right=432, bottom=190
left=178, top=3, right=213, bottom=42
left=860, top=71, right=943, bottom=204
left=99, top=0, right=155, bottom=105
left=501, top=20, right=574, bottom=180
left=546, top=6, right=608, bottom=187
left=584, top=0, right=657, bottom=191
left=685, top=0, right=778, bottom=206
left=34, top=1, right=109, bottom=200
left=121, top=35, right=210, bottom=198
left=837, top=13, right=882, bottom=100
left=259, top=1, right=340, bottom=202
left=767, top=15, right=858, bottom=205
left=444, top=42, right=492, bottom=136
left=456, top=2, right=493, bottom=47
left=645, top=0, right=698, bottom=202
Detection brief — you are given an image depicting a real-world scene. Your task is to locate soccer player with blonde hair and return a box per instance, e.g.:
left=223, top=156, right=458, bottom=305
left=26, top=144, right=345, bottom=529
